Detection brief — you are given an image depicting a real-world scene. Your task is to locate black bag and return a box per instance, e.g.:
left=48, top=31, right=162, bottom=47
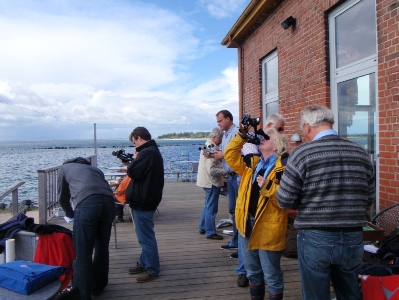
left=282, top=223, right=298, bottom=258
left=359, top=253, right=399, bottom=276
left=378, top=227, right=399, bottom=256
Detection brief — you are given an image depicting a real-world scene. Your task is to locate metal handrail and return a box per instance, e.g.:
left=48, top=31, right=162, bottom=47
left=0, top=182, right=25, bottom=216
left=37, top=155, right=96, bottom=223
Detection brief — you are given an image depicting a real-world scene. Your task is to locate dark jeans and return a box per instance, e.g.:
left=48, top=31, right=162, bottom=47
left=72, top=194, right=115, bottom=300
left=297, top=229, right=363, bottom=300
left=115, top=203, right=124, bottom=218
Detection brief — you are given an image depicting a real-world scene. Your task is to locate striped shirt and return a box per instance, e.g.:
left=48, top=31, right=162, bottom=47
left=276, top=134, right=375, bottom=229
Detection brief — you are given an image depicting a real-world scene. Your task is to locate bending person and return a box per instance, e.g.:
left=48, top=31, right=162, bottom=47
left=58, top=157, right=116, bottom=299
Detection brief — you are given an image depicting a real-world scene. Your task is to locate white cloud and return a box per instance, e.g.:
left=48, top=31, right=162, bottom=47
left=0, top=0, right=241, bottom=140
left=200, top=0, right=249, bottom=19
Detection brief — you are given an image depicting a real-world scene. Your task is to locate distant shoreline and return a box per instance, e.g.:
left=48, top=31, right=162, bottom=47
left=157, top=138, right=205, bottom=141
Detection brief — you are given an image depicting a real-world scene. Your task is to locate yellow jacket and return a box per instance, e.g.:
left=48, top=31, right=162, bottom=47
left=224, top=134, right=288, bottom=251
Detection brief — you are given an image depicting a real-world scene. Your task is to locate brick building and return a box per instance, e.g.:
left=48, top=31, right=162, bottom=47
left=221, top=0, right=398, bottom=212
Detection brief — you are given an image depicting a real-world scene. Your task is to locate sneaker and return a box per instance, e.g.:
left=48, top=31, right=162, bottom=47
left=206, top=234, right=223, bottom=240
left=199, top=230, right=205, bottom=235
left=136, top=271, right=159, bottom=283
left=237, top=274, right=249, bottom=287
left=230, top=252, right=238, bottom=259
left=115, top=216, right=124, bottom=223
left=128, top=262, right=145, bottom=274
left=220, top=242, right=238, bottom=250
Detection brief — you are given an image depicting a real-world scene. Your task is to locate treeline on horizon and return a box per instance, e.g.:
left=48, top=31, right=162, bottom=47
left=157, top=132, right=210, bottom=139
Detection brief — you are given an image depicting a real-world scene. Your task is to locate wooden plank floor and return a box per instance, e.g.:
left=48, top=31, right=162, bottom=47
left=49, top=181, right=315, bottom=300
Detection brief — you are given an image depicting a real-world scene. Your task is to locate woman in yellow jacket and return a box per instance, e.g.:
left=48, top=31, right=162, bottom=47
left=224, top=128, right=289, bottom=300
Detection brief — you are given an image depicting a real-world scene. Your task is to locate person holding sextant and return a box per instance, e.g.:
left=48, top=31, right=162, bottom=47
left=223, top=115, right=290, bottom=300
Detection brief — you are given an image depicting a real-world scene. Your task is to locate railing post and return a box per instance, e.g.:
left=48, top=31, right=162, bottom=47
left=38, top=170, right=47, bottom=224
left=11, top=189, right=19, bottom=215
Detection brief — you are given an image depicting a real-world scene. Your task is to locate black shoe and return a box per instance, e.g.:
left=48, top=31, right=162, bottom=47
left=206, top=234, right=223, bottom=240
left=199, top=230, right=205, bottom=234
left=220, top=242, right=238, bottom=250
left=92, top=288, right=104, bottom=297
left=115, top=216, right=124, bottom=223
left=230, top=252, right=238, bottom=259
left=237, top=274, right=249, bottom=287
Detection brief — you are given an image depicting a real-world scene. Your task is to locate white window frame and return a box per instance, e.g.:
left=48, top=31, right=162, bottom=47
left=329, top=0, right=377, bottom=122
left=261, top=50, right=278, bottom=124
left=328, top=0, right=379, bottom=210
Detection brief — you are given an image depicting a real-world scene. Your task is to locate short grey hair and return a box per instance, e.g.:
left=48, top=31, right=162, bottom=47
left=210, top=127, right=223, bottom=138
left=300, top=105, right=335, bottom=128
left=266, top=113, right=286, bottom=125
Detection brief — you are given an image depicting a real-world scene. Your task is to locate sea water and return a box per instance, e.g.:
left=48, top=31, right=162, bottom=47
left=0, top=139, right=205, bottom=206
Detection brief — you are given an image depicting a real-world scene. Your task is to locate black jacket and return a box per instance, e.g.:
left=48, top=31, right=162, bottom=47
left=126, top=140, right=164, bottom=211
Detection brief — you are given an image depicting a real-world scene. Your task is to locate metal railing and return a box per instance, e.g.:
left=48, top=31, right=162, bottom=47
left=37, top=155, right=96, bottom=224
left=0, top=182, right=25, bottom=216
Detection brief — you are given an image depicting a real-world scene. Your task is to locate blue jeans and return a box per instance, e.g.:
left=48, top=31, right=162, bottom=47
left=240, top=216, right=283, bottom=294
left=297, top=229, right=363, bottom=300
left=131, top=208, right=160, bottom=275
left=236, top=234, right=247, bottom=275
left=199, top=185, right=220, bottom=237
left=72, top=194, right=115, bottom=300
left=227, top=174, right=239, bottom=247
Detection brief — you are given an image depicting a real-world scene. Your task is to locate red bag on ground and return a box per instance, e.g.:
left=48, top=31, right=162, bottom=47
left=361, top=274, right=399, bottom=300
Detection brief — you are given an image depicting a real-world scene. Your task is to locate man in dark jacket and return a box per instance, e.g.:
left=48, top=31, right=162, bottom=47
left=58, top=157, right=116, bottom=299
left=126, top=127, right=164, bottom=283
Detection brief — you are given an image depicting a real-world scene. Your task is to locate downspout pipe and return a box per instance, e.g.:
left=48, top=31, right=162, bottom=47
left=228, top=36, right=244, bottom=120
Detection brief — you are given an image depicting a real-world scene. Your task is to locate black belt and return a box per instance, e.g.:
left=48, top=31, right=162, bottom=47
left=228, top=172, right=237, bottom=177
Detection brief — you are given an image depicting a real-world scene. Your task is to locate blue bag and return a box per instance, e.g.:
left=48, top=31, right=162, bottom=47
left=0, top=260, right=67, bottom=295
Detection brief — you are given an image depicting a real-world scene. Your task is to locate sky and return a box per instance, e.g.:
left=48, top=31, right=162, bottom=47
left=0, top=0, right=250, bottom=141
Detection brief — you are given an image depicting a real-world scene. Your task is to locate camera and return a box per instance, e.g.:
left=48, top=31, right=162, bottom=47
left=241, top=115, right=260, bottom=127
left=240, top=114, right=269, bottom=145
left=198, top=144, right=217, bottom=155
left=112, top=149, right=134, bottom=163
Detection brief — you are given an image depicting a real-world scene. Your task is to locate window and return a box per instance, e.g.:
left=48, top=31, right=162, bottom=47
left=329, top=0, right=378, bottom=211
left=329, top=0, right=377, bottom=151
left=262, top=51, right=278, bottom=123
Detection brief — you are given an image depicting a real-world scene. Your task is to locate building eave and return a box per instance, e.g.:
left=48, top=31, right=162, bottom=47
left=221, top=0, right=283, bottom=48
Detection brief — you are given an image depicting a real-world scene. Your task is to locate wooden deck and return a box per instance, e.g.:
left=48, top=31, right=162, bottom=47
left=48, top=181, right=312, bottom=300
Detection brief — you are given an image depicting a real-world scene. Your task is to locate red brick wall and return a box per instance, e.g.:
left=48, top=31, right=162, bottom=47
left=238, top=0, right=398, bottom=210
left=240, top=0, right=340, bottom=132
left=376, top=0, right=399, bottom=208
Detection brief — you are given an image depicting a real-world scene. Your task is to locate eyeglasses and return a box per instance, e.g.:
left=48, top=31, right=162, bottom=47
left=277, top=127, right=284, bottom=133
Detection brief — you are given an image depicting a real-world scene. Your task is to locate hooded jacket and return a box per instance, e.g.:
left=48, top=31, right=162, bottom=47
left=224, top=134, right=288, bottom=251
left=57, top=157, right=114, bottom=218
left=126, top=140, right=164, bottom=211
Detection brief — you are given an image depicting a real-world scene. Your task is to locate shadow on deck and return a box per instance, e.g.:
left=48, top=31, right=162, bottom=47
left=48, top=181, right=308, bottom=300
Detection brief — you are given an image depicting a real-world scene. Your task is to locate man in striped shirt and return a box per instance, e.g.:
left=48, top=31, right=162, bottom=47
left=277, top=105, right=375, bottom=300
